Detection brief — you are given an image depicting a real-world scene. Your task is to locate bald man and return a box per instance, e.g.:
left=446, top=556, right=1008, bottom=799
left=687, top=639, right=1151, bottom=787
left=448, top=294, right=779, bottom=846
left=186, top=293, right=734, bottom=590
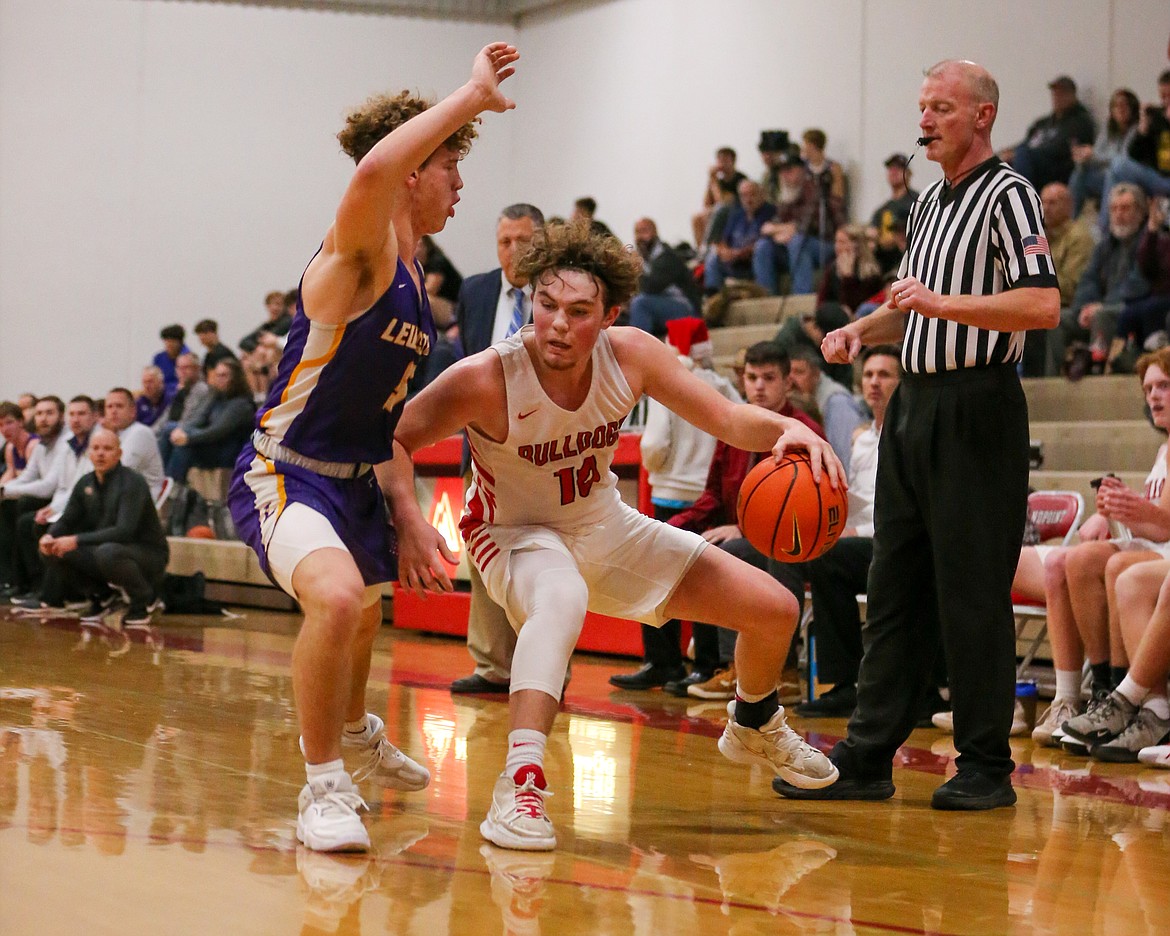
left=628, top=218, right=702, bottom=337
left=39, top=427, right=169, bottom=625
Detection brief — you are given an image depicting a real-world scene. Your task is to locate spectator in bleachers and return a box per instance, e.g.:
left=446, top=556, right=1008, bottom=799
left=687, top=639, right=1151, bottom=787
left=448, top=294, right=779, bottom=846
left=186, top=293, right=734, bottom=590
left=758, top=130, right=788, bottom=206
left=16, top=393, right=37, bottom=432
left=609, top=318, right=742, bottom=692
left=1029, top=348, right=1170, bottom=751
left=818, top=225, right=884, bottom=315
left=239, top=290, right=293, bottom=355
left=155, top=353, right=210, bottom=444
left=755, top=145, right=844, bottom=295
left=867, top=153, right=918, bottom=276
left=0, top=396, right=65, bottom=599
left=1022, top=182, right=1095, bottom=375
left=152, top=324, right=190, bottom=395
left=38, top=427, right=168, bottom=627
left=193, top=319, right=238, bottom=375
left=1097, top=70, right=1170, bottom=234
left=793, top=346, right=901, bottom=717
left=772, top=305, right=854, bottom=392
left=1111, top=195, right=1170, bottom=369
left=162, top=360, right=254, bottom=485
left=1069, top=88, right=1141, bottom=217
left=1000, top=75, right=1097, bottom=191
left=692, top=146, right=747, bottom=249
left=101, top=388, right=164, bottom=501
left=417, top=234, right=464, bottom=306
left=787, top=346, right=865, bottom=467
left=800, top=128, right=848, bottom=214
left=0, top=401, right=37, bottom=485
left=571, top=196, right=612, bottom=237
left=9, top=396, right=98, bottom=609
left=670, top=342, right=823, bottom=703
left=628, top=217, right=701, bottom=337
left=1051, top=182, right=1148, bottom=376
left=703, top=179, right=776, bottom=293
left=135, top=366, right=173, bottom=429
left=242, top=331, right=285, bottom=403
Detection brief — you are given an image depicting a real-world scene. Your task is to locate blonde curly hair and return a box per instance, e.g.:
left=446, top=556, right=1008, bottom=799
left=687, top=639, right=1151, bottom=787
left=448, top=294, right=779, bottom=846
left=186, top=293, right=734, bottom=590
left=336, top=90, right=479, bottom=165
left=515, top=220, right=642, bottom=309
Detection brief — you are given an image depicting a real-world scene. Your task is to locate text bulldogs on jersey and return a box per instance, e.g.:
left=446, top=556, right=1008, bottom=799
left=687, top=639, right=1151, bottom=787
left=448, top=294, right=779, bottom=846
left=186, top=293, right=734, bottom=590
left=518, top=420, right=622, bottom=466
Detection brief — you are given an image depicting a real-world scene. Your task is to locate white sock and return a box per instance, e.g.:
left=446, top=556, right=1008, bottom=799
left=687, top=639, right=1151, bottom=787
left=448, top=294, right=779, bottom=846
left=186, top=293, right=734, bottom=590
left=1143, top=695, right=1170, bottom=720
left=344, top=715, right=370, bottom=735
left=306, top=758, right=346, bottom=782
left=504, top=729, right=547, bottom=778
left=1116, top=675, right=1151, bottom=708
left=1054, top=669, right=1082, bottom=702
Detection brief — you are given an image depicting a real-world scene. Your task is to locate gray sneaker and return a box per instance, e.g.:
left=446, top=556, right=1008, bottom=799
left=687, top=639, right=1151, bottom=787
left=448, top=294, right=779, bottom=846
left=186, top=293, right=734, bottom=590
left=1062, top=691, right=1139, bottom=749
left=1093, top=706, right=1170, bottom=763
left=1032, top=697, right=1084, bottom=748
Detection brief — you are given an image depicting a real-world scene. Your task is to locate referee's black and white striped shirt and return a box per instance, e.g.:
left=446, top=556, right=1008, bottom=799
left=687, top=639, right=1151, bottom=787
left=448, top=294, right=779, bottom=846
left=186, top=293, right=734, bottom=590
left=899, top=156, right=1058, bottom=374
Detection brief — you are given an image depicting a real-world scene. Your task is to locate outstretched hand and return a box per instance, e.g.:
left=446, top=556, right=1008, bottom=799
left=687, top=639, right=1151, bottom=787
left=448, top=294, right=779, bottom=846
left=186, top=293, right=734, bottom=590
left=471, top=42, right=520, bottom=113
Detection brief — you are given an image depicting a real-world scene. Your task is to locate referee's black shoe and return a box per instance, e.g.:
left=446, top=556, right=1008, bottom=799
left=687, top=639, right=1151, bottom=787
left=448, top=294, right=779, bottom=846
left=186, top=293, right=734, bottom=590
left=663, top=670, right=714, bottom=697
left=930, top=772, right=1016, bottom=811
left=773, top=772, right=895, bottom=801
left=608, top=663, right=686, bottom=691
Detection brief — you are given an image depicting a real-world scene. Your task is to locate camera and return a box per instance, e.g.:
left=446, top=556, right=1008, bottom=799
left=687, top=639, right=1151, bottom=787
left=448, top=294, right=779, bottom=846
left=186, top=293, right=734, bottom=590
left=758, top=129, right=790, bottom=154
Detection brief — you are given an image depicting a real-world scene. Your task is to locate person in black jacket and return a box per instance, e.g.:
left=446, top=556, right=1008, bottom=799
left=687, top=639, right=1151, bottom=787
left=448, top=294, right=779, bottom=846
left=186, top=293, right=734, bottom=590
left=1000, top=75, right=1097, bottom=190
left=163, top=359, right=255, bottom=483
left=628, top=217, right=701, bottom=337
left=39, top=427, right=169, bottom=625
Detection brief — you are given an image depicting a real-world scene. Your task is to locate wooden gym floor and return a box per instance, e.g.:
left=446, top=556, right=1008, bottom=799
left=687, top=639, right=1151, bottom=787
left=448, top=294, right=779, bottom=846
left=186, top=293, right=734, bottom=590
left=2, top=607, right=1169, bottom=936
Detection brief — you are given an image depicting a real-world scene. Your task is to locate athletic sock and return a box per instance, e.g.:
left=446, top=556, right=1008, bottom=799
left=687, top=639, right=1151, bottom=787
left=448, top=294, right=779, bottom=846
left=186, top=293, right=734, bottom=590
left=1116, top=675, right=1151, bottom=708
left=1090, top=661, right=1111, bottom=694
left=1111, top=666, right=1129, bottom=689
left=1054, top=669, right=1082, bottom=702
left=344, top=715, right=370, bottom=735
left=306, top=758, right=346, bottom=783
left=504, top=729, right=547, bottom=779
left=734, top=689, right=779, bottom=730
left=1144, top=695, right=1170, bottom=720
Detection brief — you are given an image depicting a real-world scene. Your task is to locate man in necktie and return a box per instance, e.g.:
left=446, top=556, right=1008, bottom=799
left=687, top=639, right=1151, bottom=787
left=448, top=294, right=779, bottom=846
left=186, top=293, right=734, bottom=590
left=450, top=203, right=546, bottom=694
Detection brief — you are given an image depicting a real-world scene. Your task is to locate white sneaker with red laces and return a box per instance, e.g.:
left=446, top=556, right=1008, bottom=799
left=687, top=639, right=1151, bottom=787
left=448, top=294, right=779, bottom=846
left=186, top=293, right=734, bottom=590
left=480, top=765, right=556, bottom=852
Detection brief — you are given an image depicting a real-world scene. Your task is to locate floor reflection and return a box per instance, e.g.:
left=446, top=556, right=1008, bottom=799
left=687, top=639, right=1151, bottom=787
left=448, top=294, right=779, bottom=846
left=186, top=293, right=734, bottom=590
left=2, top=610, right=1170, bottom=935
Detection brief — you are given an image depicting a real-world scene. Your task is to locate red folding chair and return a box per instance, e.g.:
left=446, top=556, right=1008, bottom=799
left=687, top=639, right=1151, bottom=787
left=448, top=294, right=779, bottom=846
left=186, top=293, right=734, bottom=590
left=1014, top=490, right=1085, bottom=677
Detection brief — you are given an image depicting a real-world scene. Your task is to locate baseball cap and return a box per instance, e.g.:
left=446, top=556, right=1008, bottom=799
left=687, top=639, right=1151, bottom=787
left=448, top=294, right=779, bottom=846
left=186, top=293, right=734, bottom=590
left=1048, top=75, right=1076, bottom=93
left=884, top=153, right=909, bottom=169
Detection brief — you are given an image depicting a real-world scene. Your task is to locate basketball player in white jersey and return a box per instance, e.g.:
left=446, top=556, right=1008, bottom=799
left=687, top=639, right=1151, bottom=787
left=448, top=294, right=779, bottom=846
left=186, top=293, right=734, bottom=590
left=394, top=222, right=847, bottom=851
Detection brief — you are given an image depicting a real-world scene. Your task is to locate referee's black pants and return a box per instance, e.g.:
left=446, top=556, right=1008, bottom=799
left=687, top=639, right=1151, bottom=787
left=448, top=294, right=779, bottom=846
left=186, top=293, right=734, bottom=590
left=831, top=364, right=1028, bottom=783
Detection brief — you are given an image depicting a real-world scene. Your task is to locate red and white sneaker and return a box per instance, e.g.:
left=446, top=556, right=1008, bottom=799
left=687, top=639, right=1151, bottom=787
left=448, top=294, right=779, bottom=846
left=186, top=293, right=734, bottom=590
left=1138, top=744, right=1170, bottom=768
left=480, top=765, right=556, bottom=852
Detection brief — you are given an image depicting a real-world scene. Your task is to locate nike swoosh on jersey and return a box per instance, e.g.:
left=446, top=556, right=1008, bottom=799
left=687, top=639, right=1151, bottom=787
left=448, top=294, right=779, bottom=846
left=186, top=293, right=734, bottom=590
left=517, top=409, right=539, bottom=420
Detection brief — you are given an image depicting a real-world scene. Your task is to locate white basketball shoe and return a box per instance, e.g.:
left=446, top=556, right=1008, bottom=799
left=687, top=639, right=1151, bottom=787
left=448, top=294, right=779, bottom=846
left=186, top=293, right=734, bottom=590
left=296, top=771, right=370, bottom=853
left=480, top=765, right=556, bottom=852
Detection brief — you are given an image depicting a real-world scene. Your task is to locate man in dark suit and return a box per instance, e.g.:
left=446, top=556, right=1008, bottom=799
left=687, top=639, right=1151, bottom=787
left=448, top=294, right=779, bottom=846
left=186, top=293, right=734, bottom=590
left=450, top=202, right=545, bottom=694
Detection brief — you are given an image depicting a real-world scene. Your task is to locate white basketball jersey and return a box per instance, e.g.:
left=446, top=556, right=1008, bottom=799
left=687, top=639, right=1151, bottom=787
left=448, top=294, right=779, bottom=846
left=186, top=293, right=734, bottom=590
left=461, top=326, right=636, bottom=541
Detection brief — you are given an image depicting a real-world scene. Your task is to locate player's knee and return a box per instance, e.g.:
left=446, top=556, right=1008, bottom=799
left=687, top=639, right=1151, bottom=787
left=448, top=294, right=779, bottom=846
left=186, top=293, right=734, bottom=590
left=300, top=576, right=366, bottom=633
left=532, top=570, right=588, bottom=627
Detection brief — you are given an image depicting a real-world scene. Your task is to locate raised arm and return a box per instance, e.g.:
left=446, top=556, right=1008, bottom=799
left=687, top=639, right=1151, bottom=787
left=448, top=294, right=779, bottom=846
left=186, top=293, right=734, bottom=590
left=335, top=44, right=516, bottom=258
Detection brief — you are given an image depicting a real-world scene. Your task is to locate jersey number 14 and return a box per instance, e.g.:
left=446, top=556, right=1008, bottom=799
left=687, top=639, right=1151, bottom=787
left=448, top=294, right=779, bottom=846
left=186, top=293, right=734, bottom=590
left=554, top=455, right=601, bottom=506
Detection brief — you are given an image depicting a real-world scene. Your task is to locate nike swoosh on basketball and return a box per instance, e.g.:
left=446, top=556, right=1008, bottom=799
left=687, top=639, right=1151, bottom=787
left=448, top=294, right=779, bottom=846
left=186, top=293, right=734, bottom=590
left=783, top=515, right=803, bottom=558
left=518, top=408, right=539, bottom=420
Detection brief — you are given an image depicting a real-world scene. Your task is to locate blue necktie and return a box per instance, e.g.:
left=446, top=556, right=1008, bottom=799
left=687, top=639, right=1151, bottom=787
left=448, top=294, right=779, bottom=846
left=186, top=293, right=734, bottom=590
left=505, top=288, right=525, bottom=337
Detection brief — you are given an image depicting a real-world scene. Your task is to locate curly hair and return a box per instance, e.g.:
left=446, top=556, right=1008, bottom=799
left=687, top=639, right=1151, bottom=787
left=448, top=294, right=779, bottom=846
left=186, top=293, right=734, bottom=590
left=336, top=90, right=479, bottom=165
left=515, top=220, right=642, bottom=309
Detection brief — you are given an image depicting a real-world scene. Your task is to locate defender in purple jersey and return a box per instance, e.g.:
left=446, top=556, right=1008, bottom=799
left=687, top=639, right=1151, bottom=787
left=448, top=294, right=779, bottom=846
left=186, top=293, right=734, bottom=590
left=228, top=42, right=521, bottom=853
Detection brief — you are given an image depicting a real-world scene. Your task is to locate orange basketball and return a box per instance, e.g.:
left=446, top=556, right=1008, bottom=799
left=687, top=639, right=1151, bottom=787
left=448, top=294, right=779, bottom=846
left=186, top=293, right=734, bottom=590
left=737, top=452, right=848, bottom=562
left=185, top=525, right=216, bottom=539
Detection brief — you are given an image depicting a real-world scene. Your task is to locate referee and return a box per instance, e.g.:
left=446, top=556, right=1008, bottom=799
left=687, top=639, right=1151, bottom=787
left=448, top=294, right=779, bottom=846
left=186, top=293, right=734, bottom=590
left=776, top=60, right=1059, bottom=810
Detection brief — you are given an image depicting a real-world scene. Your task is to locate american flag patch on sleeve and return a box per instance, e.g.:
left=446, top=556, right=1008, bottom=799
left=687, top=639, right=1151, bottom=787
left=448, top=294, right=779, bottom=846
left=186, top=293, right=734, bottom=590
left=1022, top=234, right=1050, bottom=256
